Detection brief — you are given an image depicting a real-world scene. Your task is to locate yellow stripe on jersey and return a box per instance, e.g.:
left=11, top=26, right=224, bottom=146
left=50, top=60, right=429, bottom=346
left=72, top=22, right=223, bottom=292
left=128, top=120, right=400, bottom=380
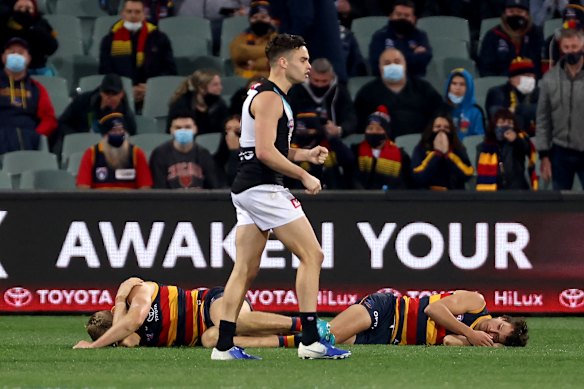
left=149, top=282, right=159, bottom=303
left=167, top=286, right=179, bottom=346
left=190, top=290, right=200, bottom=346
left=399, top=296, right=410, bottom=346
left=425, top=294, right=443, bottom=345
left=390, top=300, right=401, bottom=344
left=469, top=314, right=492, bottom=329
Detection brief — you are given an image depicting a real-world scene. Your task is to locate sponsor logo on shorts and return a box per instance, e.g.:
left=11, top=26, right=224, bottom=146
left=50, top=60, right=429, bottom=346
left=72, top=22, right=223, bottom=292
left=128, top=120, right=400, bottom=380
left=291, top=198, right=301, bottom=208
left=559, top=289, right=584, bottom=309
left=147, top=304, right=160, bottom=322
left=3, top=287, right=32, bottom=308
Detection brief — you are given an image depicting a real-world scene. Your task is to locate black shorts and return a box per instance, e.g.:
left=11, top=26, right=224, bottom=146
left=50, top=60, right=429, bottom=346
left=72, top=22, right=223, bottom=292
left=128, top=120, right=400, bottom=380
left=354, top=293, right=396, bottom=345
left=202, top=287, right=254, bottom=329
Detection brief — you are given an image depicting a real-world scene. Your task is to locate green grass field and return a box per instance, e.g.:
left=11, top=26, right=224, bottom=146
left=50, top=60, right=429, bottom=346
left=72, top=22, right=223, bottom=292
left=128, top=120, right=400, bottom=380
left=0, top=316, right=582, bottom=388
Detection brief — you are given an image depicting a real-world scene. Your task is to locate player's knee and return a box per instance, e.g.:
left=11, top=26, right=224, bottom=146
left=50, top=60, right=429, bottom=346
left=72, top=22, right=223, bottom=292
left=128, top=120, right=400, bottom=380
left=201, top=327, right=219, bottom=348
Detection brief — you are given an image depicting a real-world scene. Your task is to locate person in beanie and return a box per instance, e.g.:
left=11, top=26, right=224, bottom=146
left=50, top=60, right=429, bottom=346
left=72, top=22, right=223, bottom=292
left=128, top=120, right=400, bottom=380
left=444, top=68, right=486, bottom=141
left=485, top=57, right=539, bottom=136
left=478, top=0, right=544, bottom=78
left=542, top=3, right=584, bottom=73
left=229, top=1, right=277, bottom=79
left=285, top=111, right=355, bottom=189
left=476, top=108, right=538, bottom=191
left=411, top=113, right=474, bottom=190
left=352, top=105, right=413, bottom=190
left=76, top=112, right=152, bottom=189
left=0, top=37, right=57, bottom=154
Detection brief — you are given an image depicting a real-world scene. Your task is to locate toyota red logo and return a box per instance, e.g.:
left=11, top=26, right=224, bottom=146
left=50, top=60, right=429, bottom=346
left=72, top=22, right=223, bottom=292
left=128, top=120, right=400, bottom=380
left=3, top=287, right=33, bottom=308
left=559, top=289, right=584, bottom=309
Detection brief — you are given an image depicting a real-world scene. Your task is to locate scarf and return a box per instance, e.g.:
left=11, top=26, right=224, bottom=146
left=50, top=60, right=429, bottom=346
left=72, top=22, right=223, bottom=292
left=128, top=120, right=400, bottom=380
left=110, top=20, right=156, bottom=67
left=358, top=140, right=402, bottom=177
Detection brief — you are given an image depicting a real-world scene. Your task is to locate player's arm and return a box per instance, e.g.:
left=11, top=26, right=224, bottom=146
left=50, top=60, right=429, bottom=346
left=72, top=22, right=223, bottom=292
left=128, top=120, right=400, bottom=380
left=74, top=284, right=152, bottom=349
left=253, top=92, right=321, bottom=194
left=288, top=146, right=328, bottom=165
left=443, top=334, right=471, bottom=346
left=424, top=291, right=494, bottom=347
left=112, top=277, right=144, bottom=325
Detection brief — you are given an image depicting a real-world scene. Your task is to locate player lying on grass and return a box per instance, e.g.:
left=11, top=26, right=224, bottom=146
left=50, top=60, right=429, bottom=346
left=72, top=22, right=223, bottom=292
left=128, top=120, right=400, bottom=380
left=73, top=277, right=320, bottom=350
left=201, top=289, right=528, bottom=348
left=327, top=290, right=529, bottom=347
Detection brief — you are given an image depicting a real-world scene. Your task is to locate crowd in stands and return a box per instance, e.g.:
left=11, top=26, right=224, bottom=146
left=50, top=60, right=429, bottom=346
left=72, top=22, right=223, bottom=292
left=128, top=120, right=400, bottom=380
left=1, top=0, right=584, bottom=191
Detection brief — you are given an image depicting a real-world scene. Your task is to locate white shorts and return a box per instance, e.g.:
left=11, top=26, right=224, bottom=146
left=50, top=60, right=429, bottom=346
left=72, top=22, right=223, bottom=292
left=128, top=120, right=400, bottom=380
left=231, top=184, right=305, bottom=231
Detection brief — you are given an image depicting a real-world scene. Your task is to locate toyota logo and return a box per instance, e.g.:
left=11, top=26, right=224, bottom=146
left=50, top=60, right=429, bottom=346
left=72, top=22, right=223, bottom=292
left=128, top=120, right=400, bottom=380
left=3, top=287, right=33, bottom=308
left=559, top=289, right=584, bottom=309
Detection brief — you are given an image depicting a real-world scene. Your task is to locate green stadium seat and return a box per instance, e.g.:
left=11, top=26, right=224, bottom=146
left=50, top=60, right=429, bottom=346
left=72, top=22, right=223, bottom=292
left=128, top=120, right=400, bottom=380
left=142, top=76, right=185, bottom=119
left=66, top=151, right=85, bottom=177
left=1, top=150, right=59, bottom=188
left=395, top=133, right=421, bottom=157
left=130, top=133, right=172, bottom=159
left=474, top=76, right=507, bottom=111
left=159, top=16, right=212, bottom=53
left=135, top=115, right=160, bottom=134
left=341, top=133, right=365, bottom=148
left=61, top=133, right=101, bottom=168
left=0, top=171, right=12, bottom=189
left=88, top=15, right=119, bottom=59
left=19, top=169, right=76, bottom=190
left=352, top=16, right=388, bottom=62
left=197, top=132, right=222, bottom=154
left=347, top=76, right=374, bottom=101
left=544, top=18, right=563, bottom=39
left=417, top=16, right=470, bottom=43
left=220, top=15, right=250, bottom=60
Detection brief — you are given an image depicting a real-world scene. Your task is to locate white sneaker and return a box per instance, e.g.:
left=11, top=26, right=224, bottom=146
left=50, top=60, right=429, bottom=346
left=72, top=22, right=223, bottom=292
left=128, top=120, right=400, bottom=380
left=211, top=346, right=261, bottom=360
left=297, top=340, right=351, bottom=359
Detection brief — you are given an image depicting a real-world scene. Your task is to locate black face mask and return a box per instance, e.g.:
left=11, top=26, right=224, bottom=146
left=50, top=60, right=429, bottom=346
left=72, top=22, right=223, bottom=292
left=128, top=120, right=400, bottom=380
left=390, top=19, right=415, bottom=36
left=565, top=51, right=584, bottom=65
left=506, top=15, right=528, bottom=31
left=250, top=21, right=272, bottom=36
left=365, top=133, right=386, bottom=148
left=309, top=84, right=330, bottom=97
left=203, top=93, right=220, bottom=106
left=11, top=11, right=34, bottom=26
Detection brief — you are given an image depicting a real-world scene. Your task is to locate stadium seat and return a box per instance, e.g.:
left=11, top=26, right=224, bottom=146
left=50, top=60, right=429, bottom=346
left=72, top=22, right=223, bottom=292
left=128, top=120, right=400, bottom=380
left=142, top=76, right=185, bottom=119
left=54, top=0, right=108, bottom=50
left=197, top=132, right=222, bottom=154
left=31, top=75, right=69, bottom=97
left=347, top=76, right=375, bottom=100
left=544, top=18, right=562, bottom=39
left=45, top=15, right=83, bottom=47
left=474, top=76, right=507, bottom=111
left=61, top=133, right=101, bottom=168
left=88, top=15, right=119, bottom=58
left=478, top=17, right=500, bottom=53
left=170, top=36, right=211, bottom=75
left=19, top=169, right=76, bottom=190
left=135, top=115, right=160, bottom=134
left=417, top=16, right=470, bottom=43
left=130, top=133, right=172, bottom=159
left=66, top=151, right=85, bottom=177
left=395, top=133, right=421, bottom=157
left=38, top=135, right=50, bottom=153
left=159, top=16, right=212, bottom=53
left=441, top=57, right=477, bottom=79
left=0, top=171, right=12, bottom=189
left=191, top=55, right=225, bottom=75
left=341, top=133, right=365, bottom=148
left=352, top=16, right=388, bottom=62
left=77, top=74, right=135, bottom=110
left=221, top=75, right=248, bottom=100
left=429, top=38, right=469, bottom=60
left=462, top=134, right=484, bottom=168
left=219, top=15, right=250, bottom=60
left=1, top=150, right=59, bottom=188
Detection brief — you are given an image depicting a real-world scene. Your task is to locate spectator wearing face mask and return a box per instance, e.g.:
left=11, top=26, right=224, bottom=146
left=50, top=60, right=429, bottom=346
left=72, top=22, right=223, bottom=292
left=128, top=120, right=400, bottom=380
left=541, top=3, right=584, bottom=74
left=478, top=0, right=544, bottom=78
left=168, top=69, right=229, bottom=134
left=486, top=57, right=539, bottom=136
left=288, top=58, right=357, bottom=137
left=0, top=0, right=58, bottom=76
left=99, top=0, right=177, bottom=108
left=476, top=108, right=537, bottom=191
left=0, top=37, right=57, bottom=154
left=368, top=0, right=432, bottom=78
left=76, top=112, right=152, bottom=189
left=411, top=113, right=473, bottom=190
left=229, top=1, right=277, bottom=79
left=351, top=105, right=413, bottom=190
left=354, top=48, right=443, bottom=139
left=444, top=68, right=485, bottom=141
left=285, top=111, right=355, bottom=189
left=149, top=110, right=219, bottom=189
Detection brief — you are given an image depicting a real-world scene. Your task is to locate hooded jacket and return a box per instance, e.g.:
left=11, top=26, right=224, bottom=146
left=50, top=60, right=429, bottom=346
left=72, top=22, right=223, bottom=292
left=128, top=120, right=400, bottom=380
left=535, top=58, right=584, bottom=156
left=444, top=69, right=485, bottom=140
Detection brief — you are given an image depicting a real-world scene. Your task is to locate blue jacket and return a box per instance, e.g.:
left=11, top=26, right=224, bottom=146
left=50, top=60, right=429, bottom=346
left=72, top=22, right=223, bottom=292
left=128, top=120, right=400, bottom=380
left=444, top=69, right=485, bottom=140
left=369, top=21, right=432, bottom=78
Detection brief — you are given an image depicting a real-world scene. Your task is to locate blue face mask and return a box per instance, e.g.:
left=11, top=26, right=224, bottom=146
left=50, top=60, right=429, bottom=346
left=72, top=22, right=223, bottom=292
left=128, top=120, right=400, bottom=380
left=174, top=128, right=195, bottom=145
left=382, top=64, right=405, bottom=82
left=107, top=133, right=126, bottom=148
left=448, top=92, right=464, bottom=105
left=495, top=126, right=510, bottom=142
left=5, top=53, right=26, bottom=73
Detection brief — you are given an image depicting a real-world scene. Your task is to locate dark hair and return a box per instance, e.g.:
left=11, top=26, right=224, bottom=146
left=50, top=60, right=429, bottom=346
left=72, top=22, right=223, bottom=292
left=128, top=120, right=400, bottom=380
left=391, top=0, right=416, bottom=13
left=223, top=114, right=241, bottom=130
left=167, top=109, right=197, bottom=132
left=123, top=0, right=145, bottom=6
left=86, top=310, right=113, bottom=341
left=265, top=34, right=306, bottom=64
left=420, top=113, right=463, bottom=152
left=501, top=315, right=529, bottom=347
left=486, top=108, right=518, bottom=142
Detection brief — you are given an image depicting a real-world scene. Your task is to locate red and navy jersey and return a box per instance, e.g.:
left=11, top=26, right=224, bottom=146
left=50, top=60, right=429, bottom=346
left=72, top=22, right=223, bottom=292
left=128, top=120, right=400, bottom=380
left=392, top=292, right=491, bottom=345
left=137, top=283, right=210, bottom=347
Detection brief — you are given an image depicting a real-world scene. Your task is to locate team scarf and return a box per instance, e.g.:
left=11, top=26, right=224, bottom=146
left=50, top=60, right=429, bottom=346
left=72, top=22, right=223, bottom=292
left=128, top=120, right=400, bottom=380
left=476, top=133, right=538, bottom=191
left=110, top=20, right=156, bottom=67
left=357, top=140, right=402, bottom=177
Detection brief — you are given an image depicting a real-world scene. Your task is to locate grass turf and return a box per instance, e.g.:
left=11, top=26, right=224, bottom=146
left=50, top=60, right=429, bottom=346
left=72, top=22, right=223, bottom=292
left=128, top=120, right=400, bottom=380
left=0, top=316, right=582, bottom=388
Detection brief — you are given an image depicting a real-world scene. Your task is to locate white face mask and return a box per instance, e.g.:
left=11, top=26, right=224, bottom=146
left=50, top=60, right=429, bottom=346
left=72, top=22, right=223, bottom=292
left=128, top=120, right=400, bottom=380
left=123, top=21, right=142, bottom=32
left=516, top=76, right=536, bottom=95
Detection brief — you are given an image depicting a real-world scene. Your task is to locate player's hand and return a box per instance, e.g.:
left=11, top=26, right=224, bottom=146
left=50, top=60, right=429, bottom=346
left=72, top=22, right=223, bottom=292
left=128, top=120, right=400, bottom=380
left=116, top=277, right=144, bottom=301
left=73, top=340, right=94, bottom=349
left=433, top=131, right=449, bottom=154
left=301, top=173, right=322, bottom=195
left=308, top=146, right=328, bottom=165
left=466, top=330, right=495, bottom=347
